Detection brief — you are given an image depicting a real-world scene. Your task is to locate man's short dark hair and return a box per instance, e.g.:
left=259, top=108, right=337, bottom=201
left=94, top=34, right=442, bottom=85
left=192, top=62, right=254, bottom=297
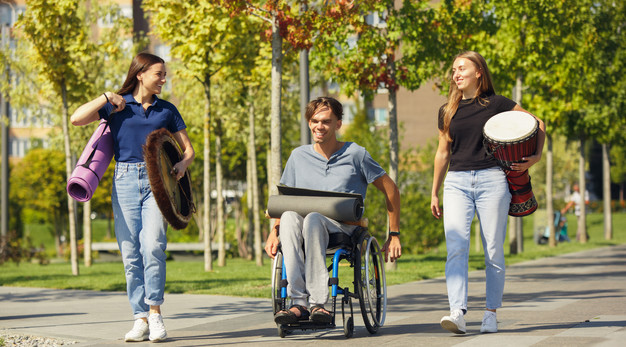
left=305, top=97, right=344, bottom=121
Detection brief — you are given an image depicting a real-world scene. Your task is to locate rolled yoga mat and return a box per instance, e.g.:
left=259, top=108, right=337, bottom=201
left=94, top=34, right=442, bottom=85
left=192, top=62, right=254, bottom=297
left=266, top=195, right=364, bottom=222
left=66, top=120, right=114, bottom=202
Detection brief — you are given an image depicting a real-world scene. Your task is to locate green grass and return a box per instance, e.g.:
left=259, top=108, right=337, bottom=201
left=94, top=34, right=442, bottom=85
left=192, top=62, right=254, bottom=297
left=2, top=212, right=625, bottom=298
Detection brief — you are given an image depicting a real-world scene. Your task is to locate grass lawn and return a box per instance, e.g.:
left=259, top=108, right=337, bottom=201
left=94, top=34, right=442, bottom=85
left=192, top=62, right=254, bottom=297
left=1, top=212, right=625, bottom=298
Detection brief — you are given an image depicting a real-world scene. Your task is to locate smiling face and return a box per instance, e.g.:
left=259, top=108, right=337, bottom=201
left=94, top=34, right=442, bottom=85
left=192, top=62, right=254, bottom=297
left=138, top=63, right=166, bottom=95
left=308, top=106, right=342, bottom=144
left=452, top=58, right=481, bottom=99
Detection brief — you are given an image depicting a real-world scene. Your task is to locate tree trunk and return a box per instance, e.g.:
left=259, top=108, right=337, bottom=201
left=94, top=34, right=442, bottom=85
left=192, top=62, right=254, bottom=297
left=234, top=199, right=248, bottom=258
left=265, top=147, right=271, bottom=242
left=474, top=217, right=480, bottom=252
left=246, top=158, right=254, bottom=261
left=0, top=29, right=9, bottom=239
left=216, top=120, right=226, bottom=267
left=248, top=101, right=263, bottom=266
left=106, top=211, right=112, bottom=239
left=83, top=200, right=92, bottom=267
left=602, top=143, right=612, bottom=240
left=61, top=84, right=79, bottom=275
left=512, top=75, right=524, bottom=252
left=269, top=11, right=283, bottom=199
left=508, top=216, right=518, bottom=254
left=55, top=220, right=62, bottom=257
left=385, top=59, right=399, bottom=272
left=268, top=12, right=283, bottom=247
left=578, top=138, right=588, bottom=243
left=546, top=135, right=556, bottom=247
left=203, top=82, right=213, bottom=272
left=299, top=0, right=310, bottom=147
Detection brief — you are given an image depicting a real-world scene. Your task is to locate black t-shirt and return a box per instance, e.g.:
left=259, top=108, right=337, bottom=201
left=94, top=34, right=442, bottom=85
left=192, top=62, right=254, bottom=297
left=438, top=92, right=517, bottom=171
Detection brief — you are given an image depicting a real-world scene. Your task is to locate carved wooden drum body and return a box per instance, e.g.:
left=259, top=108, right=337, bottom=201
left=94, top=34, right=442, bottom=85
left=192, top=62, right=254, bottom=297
left=484, top=111, right=539, bottom=217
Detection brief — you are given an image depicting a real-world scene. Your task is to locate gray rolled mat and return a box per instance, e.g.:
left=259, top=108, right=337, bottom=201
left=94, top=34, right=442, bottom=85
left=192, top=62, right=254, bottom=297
left=267, top=195, right=364, bottom=222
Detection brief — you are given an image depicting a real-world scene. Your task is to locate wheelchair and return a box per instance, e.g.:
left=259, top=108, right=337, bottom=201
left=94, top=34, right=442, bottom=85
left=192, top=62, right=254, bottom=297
left=271, top=226, right=387, bottom=338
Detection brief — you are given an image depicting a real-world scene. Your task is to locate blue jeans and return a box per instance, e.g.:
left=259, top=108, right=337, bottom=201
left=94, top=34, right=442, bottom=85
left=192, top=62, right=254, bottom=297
left=112, top=162, right=168, bottom=319
left=443, top=167, right=511, bottom=312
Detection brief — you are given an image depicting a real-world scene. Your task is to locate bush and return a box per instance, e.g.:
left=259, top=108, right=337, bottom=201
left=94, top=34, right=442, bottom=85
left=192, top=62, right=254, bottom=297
left=0, top=230, right=48, bottom=265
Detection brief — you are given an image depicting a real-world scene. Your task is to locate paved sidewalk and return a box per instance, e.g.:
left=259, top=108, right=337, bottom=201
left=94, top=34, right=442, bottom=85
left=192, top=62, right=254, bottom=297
left=2, top=244, right=625, bottom=346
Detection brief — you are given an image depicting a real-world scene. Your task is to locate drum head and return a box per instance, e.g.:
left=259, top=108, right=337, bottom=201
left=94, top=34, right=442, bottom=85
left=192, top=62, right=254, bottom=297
left=144, top=128, right=194, bottom=230
left=484, top=111, right=538, bottom=143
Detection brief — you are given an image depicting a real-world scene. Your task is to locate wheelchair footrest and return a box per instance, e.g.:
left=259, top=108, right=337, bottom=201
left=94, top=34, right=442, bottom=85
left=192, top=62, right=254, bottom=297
left=280, top=321, right=336, bottom=331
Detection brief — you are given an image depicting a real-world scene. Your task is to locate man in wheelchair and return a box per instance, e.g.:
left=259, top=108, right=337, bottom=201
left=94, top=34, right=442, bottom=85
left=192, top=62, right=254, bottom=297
left=264, top=96, right=401, bottom=326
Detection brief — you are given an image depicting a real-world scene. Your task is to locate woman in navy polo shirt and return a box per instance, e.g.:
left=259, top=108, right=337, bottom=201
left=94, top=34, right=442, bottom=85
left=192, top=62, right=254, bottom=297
left=71, top=53, right=194, bottom=342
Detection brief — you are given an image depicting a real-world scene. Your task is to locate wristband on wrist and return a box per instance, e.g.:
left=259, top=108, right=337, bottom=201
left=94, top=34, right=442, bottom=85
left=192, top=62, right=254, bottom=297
left=389, top=231, right=400, bottom=237
left=103, top=93, right=110, bottom=104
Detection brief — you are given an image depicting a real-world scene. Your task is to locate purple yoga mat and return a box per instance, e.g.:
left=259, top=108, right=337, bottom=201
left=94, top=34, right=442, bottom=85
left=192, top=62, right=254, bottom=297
left=66, top=120, right=114, bottom=202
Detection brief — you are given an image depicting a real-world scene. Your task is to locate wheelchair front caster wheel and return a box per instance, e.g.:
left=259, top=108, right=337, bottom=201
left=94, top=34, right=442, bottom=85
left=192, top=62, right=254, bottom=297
left=344, top=316, right=354, bottom=338
left=277, top=324, right=286, bottom=338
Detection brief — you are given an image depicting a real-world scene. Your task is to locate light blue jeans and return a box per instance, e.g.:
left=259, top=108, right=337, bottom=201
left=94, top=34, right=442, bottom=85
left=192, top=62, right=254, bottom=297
left=443, top=167, right=511, bottom=312
left=112, top=162, right=168, bottom=319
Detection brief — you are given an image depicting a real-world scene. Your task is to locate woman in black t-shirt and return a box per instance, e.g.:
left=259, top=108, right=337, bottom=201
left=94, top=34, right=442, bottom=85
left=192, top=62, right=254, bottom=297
left=430, top=51, right=545, bottom=335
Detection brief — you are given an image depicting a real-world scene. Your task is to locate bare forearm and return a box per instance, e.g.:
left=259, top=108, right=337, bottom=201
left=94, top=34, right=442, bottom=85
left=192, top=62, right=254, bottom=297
left=431, top=153, right=449, bottom=198
left=70, top=94, right=108, bottom=126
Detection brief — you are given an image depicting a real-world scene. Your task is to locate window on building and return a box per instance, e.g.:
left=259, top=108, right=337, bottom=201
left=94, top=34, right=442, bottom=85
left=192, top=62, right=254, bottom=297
left=374, top=108, right=388, bottom=125
left=343, top=103, right=355, bottom=124
left=0, top=6, right=10, bottom=25
left=365, top=11, right=387, bottom=28
left=10, top=137, right=29, bottom=158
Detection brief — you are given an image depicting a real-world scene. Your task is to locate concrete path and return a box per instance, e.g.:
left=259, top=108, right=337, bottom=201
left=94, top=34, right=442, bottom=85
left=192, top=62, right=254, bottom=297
left=2, top=244, right=625, bottom=346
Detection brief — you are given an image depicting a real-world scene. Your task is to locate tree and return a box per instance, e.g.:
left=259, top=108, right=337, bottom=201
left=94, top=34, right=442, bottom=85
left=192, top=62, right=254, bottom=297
left=144, top=0, right=259, bottom=268
left=310, top=0, right=489, bottom=269
left=10, top=149, right=67, bottom=255
left=10, top=1, right=133, bottom=268
left=478, top=0, right=598, bottom=247
left=579, top=0, right=626, bottom=240
left=16, top=0, right=104, bottom=275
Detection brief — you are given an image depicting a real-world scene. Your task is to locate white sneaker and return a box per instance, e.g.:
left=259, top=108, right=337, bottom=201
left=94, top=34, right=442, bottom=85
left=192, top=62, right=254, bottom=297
left=440, top=309, right=466, bottom=334
left=124, top=319, right=149, bottom=342
left=480, top=310, right=498, bottom=333
left=148, top=313, right=168, bottom=342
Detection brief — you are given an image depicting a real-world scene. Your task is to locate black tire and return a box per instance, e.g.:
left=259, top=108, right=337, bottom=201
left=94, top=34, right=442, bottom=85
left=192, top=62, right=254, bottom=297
left=271, top=252, right=285, bottom=315
left=344, top=316, right=354, bottom=338
left=354, top=234, right=387, bottom=334
left=278, top=324, right=286, bottom=338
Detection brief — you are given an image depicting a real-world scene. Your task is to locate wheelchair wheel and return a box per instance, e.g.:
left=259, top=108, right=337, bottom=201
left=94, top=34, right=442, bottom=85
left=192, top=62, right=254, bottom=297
left=354, top=234, right=387, bottom=334
left=277, top=324, right=287, bottom=338
left=271, top=251, right=287, bottom=315
left=343, top=316, right=354, bottom=338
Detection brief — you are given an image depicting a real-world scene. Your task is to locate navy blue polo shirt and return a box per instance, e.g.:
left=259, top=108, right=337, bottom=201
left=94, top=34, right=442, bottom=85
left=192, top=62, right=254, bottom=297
left=98, top=94, right=187, bottom=163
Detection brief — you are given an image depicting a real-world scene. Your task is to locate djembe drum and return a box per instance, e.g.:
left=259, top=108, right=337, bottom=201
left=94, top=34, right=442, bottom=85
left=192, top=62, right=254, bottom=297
left=483, top=111, right=539, bottom=217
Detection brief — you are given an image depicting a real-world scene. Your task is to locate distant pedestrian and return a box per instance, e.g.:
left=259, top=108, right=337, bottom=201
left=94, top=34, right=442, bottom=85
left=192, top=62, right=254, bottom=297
left=561, top=183, right=590, bottom=241
left=430, top=51, right=545, bottom=334
left=70, top=53, right=194, bottom=342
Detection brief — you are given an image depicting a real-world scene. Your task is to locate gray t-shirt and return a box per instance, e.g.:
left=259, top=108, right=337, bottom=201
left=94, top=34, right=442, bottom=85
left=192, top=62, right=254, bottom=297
left=280, top=142, right=386, bottom=200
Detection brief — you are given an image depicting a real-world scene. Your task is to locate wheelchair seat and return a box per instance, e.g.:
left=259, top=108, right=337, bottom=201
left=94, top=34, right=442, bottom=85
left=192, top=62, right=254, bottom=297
left=271, top=226, right=387, bottom=338
left=325, top=231, right=356, bottom=255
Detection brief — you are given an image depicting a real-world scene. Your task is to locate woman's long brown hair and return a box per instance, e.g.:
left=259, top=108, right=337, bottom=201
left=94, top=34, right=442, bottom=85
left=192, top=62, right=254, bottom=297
left=117, top=52, right=165, bottom=95
left=441, top=51, right=495, bottom=142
